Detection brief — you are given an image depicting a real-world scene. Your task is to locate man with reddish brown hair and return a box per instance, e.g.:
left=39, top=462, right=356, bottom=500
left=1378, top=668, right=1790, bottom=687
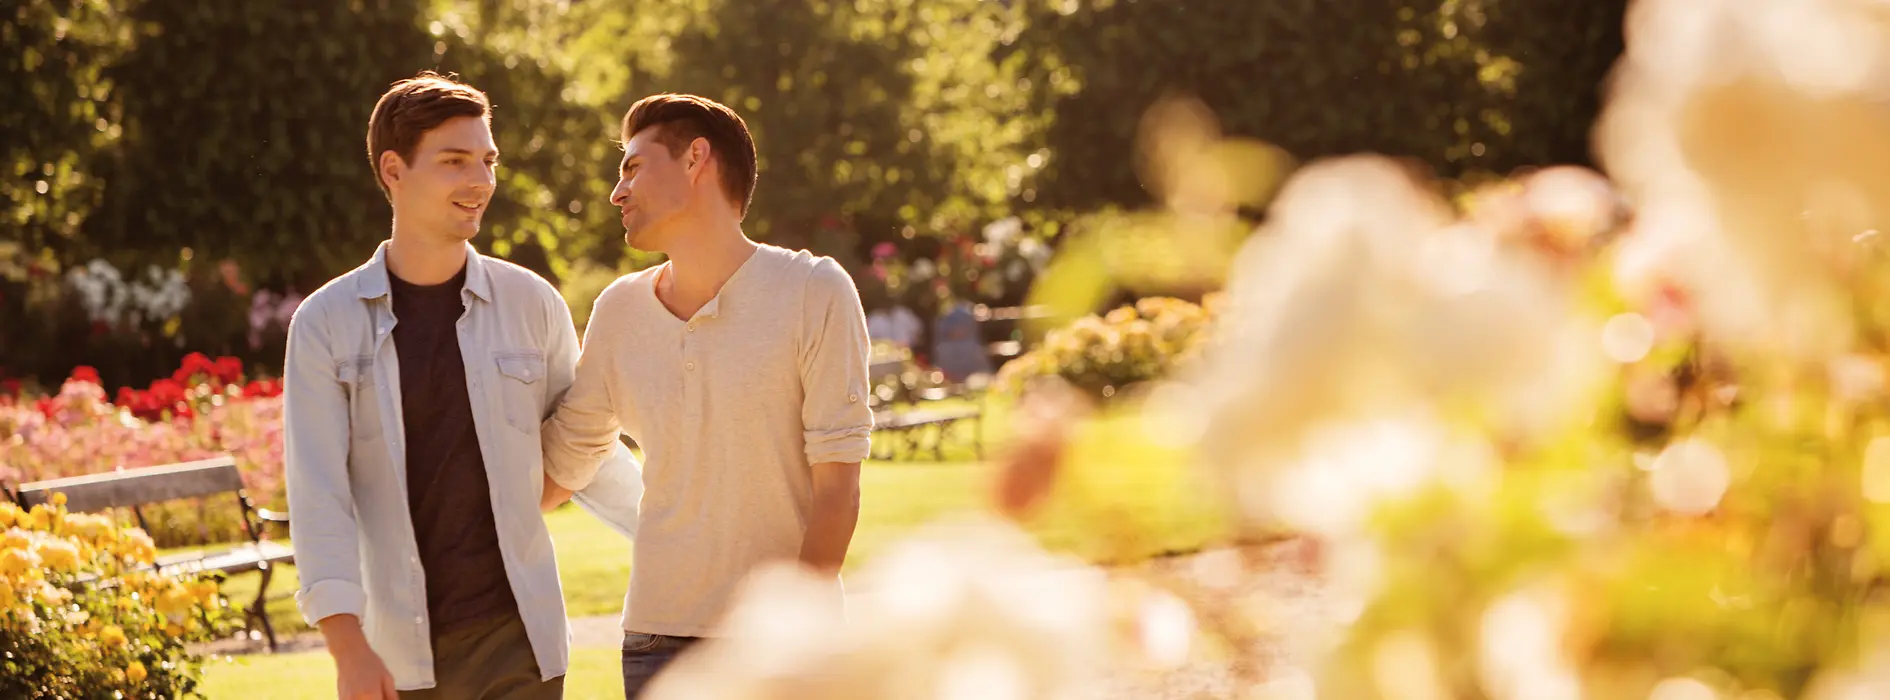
left=284, top=71, right=640, bottom=700
left=540, top=93, right=874, bottom=698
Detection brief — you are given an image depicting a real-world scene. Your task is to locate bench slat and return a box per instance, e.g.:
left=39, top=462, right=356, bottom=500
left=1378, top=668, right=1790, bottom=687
left=876, top=407, right=982, bottom=429
left=157, top=541, right=295, bottom=577
left=17, top=457, right=245, bottom=513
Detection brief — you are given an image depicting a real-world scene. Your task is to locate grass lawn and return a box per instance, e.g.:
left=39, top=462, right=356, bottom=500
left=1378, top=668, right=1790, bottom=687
left=197, top=400, right=1229, bottom=698
left=198, top=647, right=628, bottom=699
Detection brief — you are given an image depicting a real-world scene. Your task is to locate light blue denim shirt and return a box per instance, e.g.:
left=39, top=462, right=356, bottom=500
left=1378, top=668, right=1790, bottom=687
left=282, top=241, right=641, bottom=691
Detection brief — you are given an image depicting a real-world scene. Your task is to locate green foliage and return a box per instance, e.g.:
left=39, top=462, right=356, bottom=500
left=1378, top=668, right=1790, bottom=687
left=0, top=0, right=130, bottom=263
left=577, top=0, right=1054, bottom=250
left=1012, top=0, right=1627, bottom=214
left=89, top=0, right=434, bottom=282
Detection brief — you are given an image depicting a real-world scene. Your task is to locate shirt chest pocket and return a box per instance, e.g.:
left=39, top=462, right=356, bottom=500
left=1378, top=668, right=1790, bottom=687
left=493, top=350, right=547, bottom=435
left=336, top=356, right=384, bottom=442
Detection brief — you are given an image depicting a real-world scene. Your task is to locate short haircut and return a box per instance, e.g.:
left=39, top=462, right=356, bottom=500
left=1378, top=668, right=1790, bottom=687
left=365, top=71, right=491, bottom=202
left=622, top=93, right=758, bottom=216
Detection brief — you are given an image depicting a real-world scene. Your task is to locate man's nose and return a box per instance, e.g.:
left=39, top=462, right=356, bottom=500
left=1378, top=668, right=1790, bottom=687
left=610, top=180, right=631, bottom=207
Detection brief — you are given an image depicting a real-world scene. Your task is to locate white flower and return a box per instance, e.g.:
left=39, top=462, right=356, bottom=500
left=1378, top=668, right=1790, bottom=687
left=1188, top=156, right=1604, bottom=527
left=1595, top=0, right=1890, bottom=359
left=983, top=216, right=1023, bottom=247
left=645, top=517, right=1110, bottom=700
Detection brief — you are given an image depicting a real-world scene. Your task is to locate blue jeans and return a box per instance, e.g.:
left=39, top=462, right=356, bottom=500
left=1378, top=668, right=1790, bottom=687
left=621, top=632, right=700, bottom=699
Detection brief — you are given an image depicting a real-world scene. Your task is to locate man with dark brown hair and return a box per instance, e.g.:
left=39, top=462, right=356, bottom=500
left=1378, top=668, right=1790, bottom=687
left=284, top=71, right=640, bottom=700
left=540, top=94, right=874, bottom=698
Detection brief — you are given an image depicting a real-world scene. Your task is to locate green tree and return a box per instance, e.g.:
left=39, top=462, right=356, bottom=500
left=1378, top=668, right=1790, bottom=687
left=0, top=0, right=130, bottom=266
left=575, top=0, right=1052, bottom=257
left=1012, top=0, right=1627, bottom=214
left=88, top=0, right=436, bottom=283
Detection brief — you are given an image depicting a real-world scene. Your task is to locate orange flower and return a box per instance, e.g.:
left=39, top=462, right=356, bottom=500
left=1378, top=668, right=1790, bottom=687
left=126, top=661, right=148, bottom=683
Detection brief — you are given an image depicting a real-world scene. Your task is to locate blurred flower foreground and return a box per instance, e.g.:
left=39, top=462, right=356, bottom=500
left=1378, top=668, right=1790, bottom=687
left=629, top=0, right=1890, bottom=698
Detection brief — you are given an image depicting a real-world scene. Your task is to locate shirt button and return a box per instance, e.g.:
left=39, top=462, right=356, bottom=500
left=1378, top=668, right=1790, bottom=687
left=414, top=616, right=424, bottom=625
left=848, top=394, right=859, bottom=403
left=685, top=361, right=696, bottom=371
left=686, top=323, right=696, bottom=333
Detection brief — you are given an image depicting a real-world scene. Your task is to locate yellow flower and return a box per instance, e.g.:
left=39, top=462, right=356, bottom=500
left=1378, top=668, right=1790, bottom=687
left=164, top=622, right=184, bottom=637
left=156, top=587, right=196, bottom=618
left=191, top=580, right=220, bottom=604
left=26, top=505, right=54, bottom=531
left=50, top=492, right=66, bottom=507
left=119, top=530, right=157, bottom=565
left=99, top=624, right=128, bottom=648
left=3, top=528, right=30, bottom=550
left=35, top=581, right=68, bottom=607
left=0, top=580, right=14, bottom=611
left=62, top=513, right=113, bottom=544
left=0, top=547, right=39, bottom=579
left=116, top=595, right=136, bottom=613
left=34, top=539, right=80, bottom=573
left=0, top=503, right=18, bottom=528
left=126, top=661, right=147, bottom=684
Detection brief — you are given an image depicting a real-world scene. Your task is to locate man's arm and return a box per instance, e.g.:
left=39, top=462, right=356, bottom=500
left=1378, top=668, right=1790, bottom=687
left=799, top=461, right=861, bottom=573
left=798, top=259, right=876, bottom=574
left=281, top=302, right=396, bottom=699
left=540, top=284, right=625, bottom=510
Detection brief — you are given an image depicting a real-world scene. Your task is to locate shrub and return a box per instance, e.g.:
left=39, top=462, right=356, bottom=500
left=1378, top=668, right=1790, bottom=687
left=0, top=496, right=233, bottom=699
left=994, top=295, right=1221, bottom=402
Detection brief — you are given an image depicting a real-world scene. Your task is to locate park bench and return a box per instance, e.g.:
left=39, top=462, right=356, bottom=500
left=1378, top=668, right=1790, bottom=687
left=13, top=456, right=293, bottom=651
left=868, top=357, right=985, bottom=461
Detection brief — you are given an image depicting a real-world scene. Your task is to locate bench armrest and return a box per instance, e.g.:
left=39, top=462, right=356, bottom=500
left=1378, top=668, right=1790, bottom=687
left=255, top=508, right=290, bottom=524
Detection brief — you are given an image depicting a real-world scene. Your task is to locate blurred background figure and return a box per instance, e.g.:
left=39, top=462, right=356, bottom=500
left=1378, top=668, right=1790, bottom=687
left=931, top=299, right=992, bottom=384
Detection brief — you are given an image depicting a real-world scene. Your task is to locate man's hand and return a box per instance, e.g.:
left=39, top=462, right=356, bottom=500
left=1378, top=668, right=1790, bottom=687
left=541, top=472, right=575, bottom=512
left=320, top=615, right=398, bottom=700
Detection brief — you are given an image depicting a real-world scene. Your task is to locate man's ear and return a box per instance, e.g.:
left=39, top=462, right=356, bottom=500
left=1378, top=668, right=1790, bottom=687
left=378, top=150, right=406, bottom=193
left=686, top=137, right=711, bottom=184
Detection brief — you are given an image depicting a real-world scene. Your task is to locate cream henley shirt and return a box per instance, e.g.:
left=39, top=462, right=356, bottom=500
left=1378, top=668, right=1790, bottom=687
left=541, top=244, right=875, bottom=636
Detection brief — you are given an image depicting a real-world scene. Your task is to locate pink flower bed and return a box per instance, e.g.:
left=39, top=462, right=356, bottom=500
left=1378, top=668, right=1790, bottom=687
left=0, top=355, right=284, bottom=545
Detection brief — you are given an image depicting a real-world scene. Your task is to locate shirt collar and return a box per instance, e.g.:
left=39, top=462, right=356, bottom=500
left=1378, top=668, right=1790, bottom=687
left=356, top=240, right=492, bottom=302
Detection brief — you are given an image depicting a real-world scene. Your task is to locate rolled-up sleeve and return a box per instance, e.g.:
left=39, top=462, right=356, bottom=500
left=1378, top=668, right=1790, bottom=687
left=799, top=259, right=875, bottom=465
left=541, top=286, right=624, bottom=491
left=282, top=300, right=368, bottom=626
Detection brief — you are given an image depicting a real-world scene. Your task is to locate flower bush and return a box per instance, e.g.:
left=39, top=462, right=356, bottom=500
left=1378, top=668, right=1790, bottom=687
left=994, top=294, right=1222, bottom=402
left=0, top=496, right=233, bottom=699
left=1, top=355, right=284, bottom=546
